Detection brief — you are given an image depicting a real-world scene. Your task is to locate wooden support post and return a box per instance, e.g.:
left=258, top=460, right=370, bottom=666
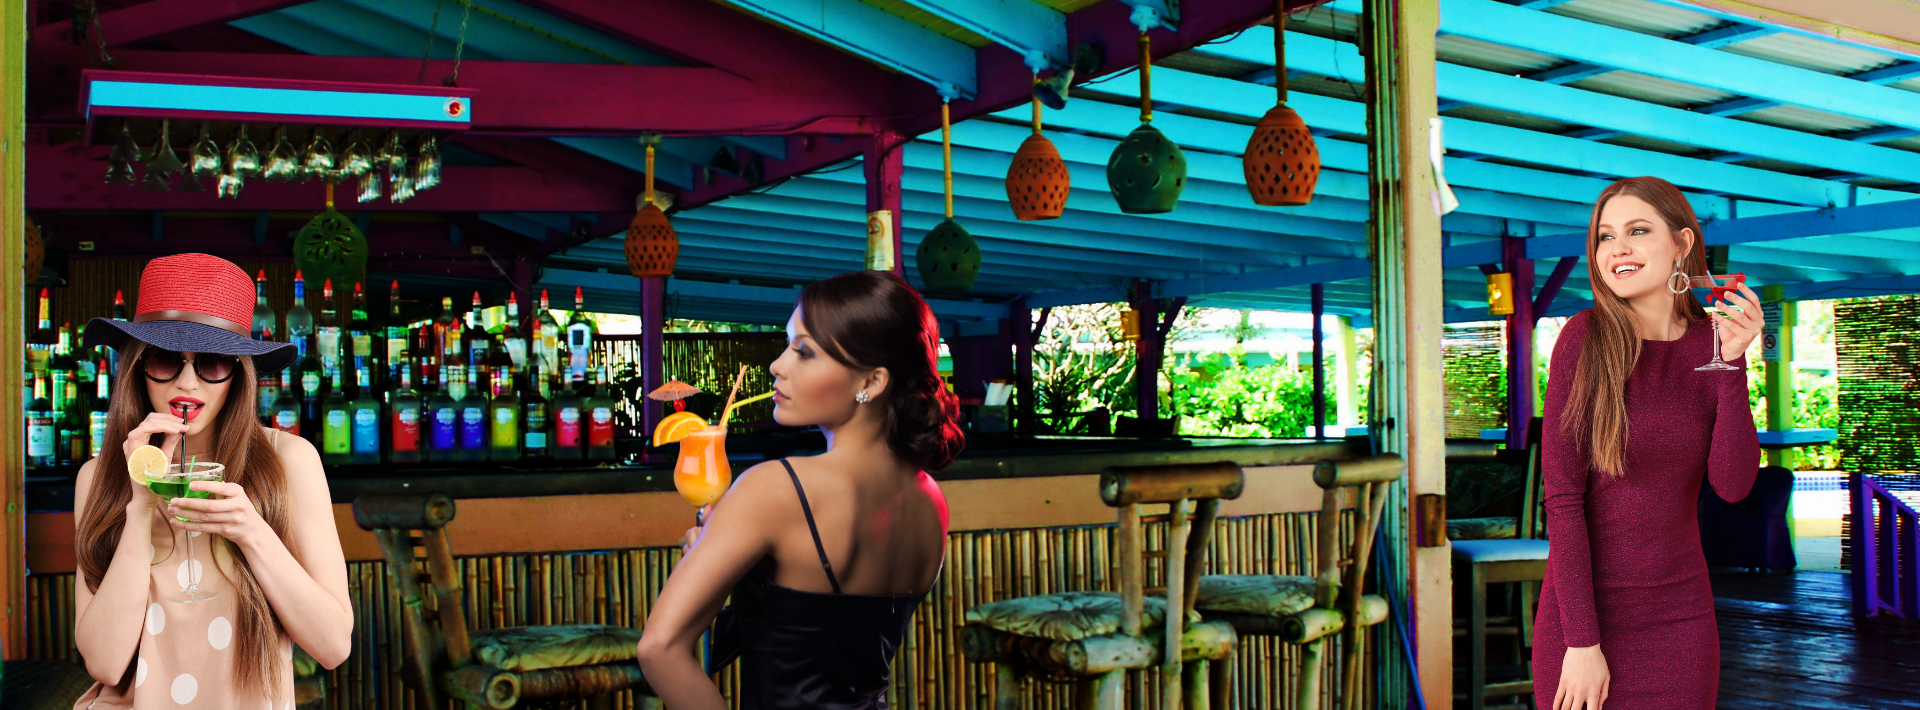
left=1336, top=316, right=1358, bottom=431
left=641, top=276, right=666, bottom=441
left=1363, top=0, right=1447, bottom=704
left=1162, top=497, right=1192, bottom=710
left=1132, top=282, right=1160, bottom=421
left=864, top=130, right=905, bottom=276
left=1, top=0, right=25, bottom=659
left=1015, top=299, right=1048, bottom=434
left=374, top=529, right=445, bottom=707
left=1762, top=284, right=1796, bottom=469
left=1313, top=283, right=1327, bottom=437
left=1504, top=235, right=1535, bottom=451
left=1119, top=503, right=1144, bottom=637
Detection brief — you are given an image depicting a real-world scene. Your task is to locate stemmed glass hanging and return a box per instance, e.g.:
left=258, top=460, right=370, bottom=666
left=142, top=120, right=185, bottom=192
left=261, top=126, right=301, bottom=181
left=106, top=122, right=139, bottom=185
left=101, top=122, right=448, bottom=201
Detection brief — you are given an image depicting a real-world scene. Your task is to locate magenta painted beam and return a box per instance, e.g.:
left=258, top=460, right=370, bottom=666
left=641, top=276, right=666, bottom=446
left=1504, top=236, right=1535, bottom=451
left=865, top=131, right=906, bottom=275
left=31, top=0, right=310, bottom=48
left=455, top=135, right=649, bottom=197
left=28, top=133, right=631, bottom=212
left=32, top=49, right=888, bottom=136
left=41, top=213, right=530, bottom=281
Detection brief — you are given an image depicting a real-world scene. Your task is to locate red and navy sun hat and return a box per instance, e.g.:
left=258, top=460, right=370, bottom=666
left=82, top=253, right=298, bottom=374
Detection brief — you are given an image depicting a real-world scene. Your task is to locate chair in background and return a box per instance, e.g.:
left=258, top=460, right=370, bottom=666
left=1699, top=465, right=1797, bottom=571
left=961, top=462, right=1241, bottom=710
left=354, top=493, right=658, bottom=710
left=1449, top=417, right=1548, bottom=710
left=1191, top=454, right=1403, bottom=710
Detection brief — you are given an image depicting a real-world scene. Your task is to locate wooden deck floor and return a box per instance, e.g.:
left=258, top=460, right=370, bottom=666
left=1711, top=569, right=1920, bottom=709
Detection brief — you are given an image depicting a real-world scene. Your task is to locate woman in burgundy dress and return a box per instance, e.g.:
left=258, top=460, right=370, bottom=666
left=1533, top=176, right=1764, bottom=710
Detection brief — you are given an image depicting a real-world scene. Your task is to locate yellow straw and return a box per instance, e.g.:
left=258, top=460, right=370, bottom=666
left=717, top=365, right=748, bottom=428
left=722, top=391, right=774, bottom=425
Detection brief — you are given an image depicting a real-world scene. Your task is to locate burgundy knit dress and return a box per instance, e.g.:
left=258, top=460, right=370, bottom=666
left=1531, top=310, right=1761, bottom=709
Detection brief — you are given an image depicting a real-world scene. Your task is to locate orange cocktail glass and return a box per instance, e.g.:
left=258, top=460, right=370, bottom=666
left=674, top=426, right=732, bottom=511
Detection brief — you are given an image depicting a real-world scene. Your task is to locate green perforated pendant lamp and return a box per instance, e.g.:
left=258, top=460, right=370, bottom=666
left=917, top=102, right=981, bottom=291
left=1107, top=32, right=1186, bottom=214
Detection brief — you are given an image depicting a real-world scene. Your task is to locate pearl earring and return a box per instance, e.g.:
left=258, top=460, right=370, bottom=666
left=855, top=390, right=870, bottom=404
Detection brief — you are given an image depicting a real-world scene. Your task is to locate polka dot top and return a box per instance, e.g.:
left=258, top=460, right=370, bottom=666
left=74, top=434, right=296, bottom=710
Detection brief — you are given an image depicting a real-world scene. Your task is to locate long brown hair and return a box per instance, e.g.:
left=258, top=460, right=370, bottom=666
left=1562, top=177, right=1710, bottom=479
left=76, top=342, right=293, bottom=701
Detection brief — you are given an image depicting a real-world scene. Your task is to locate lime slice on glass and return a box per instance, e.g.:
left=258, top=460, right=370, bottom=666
left=128, top=445, right=169, bottom=484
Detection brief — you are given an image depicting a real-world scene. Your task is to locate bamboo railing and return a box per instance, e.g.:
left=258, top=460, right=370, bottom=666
left=26, top=509, right=1370, bottom=709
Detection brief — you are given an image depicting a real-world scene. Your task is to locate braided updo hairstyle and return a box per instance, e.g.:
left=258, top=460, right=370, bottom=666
left=798, top=270, right=965, bottom=472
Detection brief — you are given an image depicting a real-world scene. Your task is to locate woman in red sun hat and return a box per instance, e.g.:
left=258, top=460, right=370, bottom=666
left=69, top=254, right=351, bottom=709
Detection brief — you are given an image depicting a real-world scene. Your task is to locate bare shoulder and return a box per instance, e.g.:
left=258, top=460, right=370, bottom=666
left=265, top=428, right=327, bottom=485
left=717, top=460, right=800, bottom=511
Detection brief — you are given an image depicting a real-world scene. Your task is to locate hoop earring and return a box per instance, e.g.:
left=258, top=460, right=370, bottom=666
left=855, top=390, right=870, bottom=404
left=1667, top=259, right=1688, bottom=295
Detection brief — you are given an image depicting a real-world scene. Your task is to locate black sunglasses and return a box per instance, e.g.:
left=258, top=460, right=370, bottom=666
left=140, top=349, right=237, bottom=384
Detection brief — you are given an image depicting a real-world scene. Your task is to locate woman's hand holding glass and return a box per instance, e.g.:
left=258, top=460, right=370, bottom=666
left=1709, top=280, right=1763, bottom=363
left=122, top=412, right=190, bottom=504
left=167, top=481, right=272, bottom=549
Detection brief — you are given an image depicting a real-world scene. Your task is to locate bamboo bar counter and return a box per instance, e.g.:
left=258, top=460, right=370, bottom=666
left=21, top=435, right=1384, bottom=709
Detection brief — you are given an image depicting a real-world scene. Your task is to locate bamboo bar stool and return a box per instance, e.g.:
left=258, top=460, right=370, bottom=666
left=961, top=462, right=1243, bottom=710
left=1190, top=454, right=1402, bottom=710
left=1449, top=418, right=1549, bottom=710
left=353, top=493, right=659, bottom=710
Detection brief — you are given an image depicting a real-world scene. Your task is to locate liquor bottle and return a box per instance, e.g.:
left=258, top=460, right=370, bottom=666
left=435, top=296, right=461, bottom=377
left=317, top=279, right=341, bottom=379
left=350, top=366, right=381, bottom=465
left=61, top=379, right=85, bottom=466
left=107, top=291, right=129, bottom=377
left=457, top=365, right=488, bottom=463
left=536, top=289, right=561, bottom=377
left=500, top=293, right=528, bottom=372
left=488, top=367, right=520, bottom=462
left=50, top=325, right=75, bottom=426
left=33, top=287, right=54, bottom=345
left=552, top=372, right=585, bottom=461
left=348, top=282, right=373, bottom=384
left=321, top=370, right=351, bottom=466
left=286, top=272, right=314, bottom=360
left=27, top=376, right=54, bottom=468
left=566, top=287, right=594, bottom=382
left=389, top=365, right=422, bottom=464
left=271, top=370, right=301, bottom=437
left=297, top=347, right=324, bottom=448
left=252, top=270, right=276, bottom=341
left=90, top=370, right=111, bottom=458
left=522, top=364, right=550, bottom=460
left=415, top=324, right=441, bottom=394
left=464, top=293, right=493, bottom=376
left=257, top=365, right=280, bottom=426
left=426, top=366, right=459, bottom=463
left=385, top=281, right=409, bottom=389
left=587, top=366, right=617, bottom=462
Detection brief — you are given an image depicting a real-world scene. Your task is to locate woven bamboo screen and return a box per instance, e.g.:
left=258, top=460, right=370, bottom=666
left=1443, top=323, right=1507, bottom=439
left=25, top=510, right=1371, bottom=710
left=593, top=335, right=784, bottom=425
left=1835, top=296, right=1920, bottom=477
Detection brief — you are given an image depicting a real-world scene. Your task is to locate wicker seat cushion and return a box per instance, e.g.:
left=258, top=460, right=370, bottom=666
left=1193, top=575, right=1318, bottom=618
left=965, top=592, right=1197, bottom=642
left=472, top=625, right=644, bottom=672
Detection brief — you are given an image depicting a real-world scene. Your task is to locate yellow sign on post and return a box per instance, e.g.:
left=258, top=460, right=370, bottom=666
left=1486, top=272, right=1514, bottom=316
left=865, top=210, right=895, bottom=271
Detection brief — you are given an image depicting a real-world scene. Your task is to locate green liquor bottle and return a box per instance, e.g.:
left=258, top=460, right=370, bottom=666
left=566, top=287, right=594, bottom=382
left=426, top=365, right=460, bottom=463
left=251, top=269, right=276, bottom=341
left=351, top=366, right=381, bottom=465
left=457, top=365, right=488, bottom=463
left=322, top=370, right=351, bottom=466
left=89, top=367, right=111, bottom=459
left=587, top=367, right=617, bottom=462
left=523, top=364, right=550, bottom=460
left=257, top=366, right=280, bottom=426
left=316, top=279, right=341, bottom=379
left=27, top=376, right=54, bottom=469
left=61, top=379, right=85, bottom=466
left=298, top=348, right=324, bottom=448
left=348, top=282, right=373, bottom=385
left=535, top=289, right=560, bottom=377
left=489, top=367, right=520, bottom=462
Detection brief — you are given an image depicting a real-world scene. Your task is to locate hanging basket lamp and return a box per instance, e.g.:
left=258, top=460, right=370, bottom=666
left=917, top=101, right=982, bottom=291
left=1108, top=30, right=1186, bottom=215
left=1006, top=80, right=1070, bottom=221
left=1244, top=1, right=1321, bottom=206
left=625, top=133, right=679, bottom=278
left=292, top=181, right=369, bottom=288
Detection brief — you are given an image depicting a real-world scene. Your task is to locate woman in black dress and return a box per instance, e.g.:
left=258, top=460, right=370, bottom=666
left=638, top=270, right=961, bottom=710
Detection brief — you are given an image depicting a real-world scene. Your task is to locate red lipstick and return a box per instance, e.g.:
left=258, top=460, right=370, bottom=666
left=170, top=396, right=205, bottom=421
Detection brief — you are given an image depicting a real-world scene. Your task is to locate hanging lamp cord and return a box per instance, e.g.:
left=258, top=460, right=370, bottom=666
left=418, top=0, right=445, bottom=84
left=941, top=101, right=955, bottom=219
left=1138, top=33, right=1153, bottom=123
left=645, top=144, right=656, bottom=205
left=1031, top=77, right=1043, bottom=135
left=444, top=0, right=474, bottom=87
left=1275, top=0, right=1289, bottom=104
left=324, top=180, right=335, bottom=209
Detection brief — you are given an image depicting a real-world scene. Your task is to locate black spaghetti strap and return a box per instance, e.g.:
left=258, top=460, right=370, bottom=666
left=779, top=459, right=842, bottom=594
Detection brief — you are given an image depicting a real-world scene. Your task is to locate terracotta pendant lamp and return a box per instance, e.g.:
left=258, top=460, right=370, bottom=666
left=625, top=133, right=679, bottom=278
left=1243, top=0, right=1321, bottom=206
left=1107, top=27, right=1187, bottom=214
left=917, top=100, right=982, bottom=291
left=1006, top=80, right=1070, bottom=221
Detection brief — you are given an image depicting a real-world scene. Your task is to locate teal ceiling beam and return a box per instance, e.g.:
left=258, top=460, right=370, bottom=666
left=1200, top=28, right=1920, bottom=184
left=721, top=0, right=977, bottom=98
left=1783, top=273, right=1920, bottom=301
left=329, top=0, right=671, bottom=65
left=1402, top=0, right=1920, bottom=133
left=1525, top=197, right=1920, bottom=260
left=892, top=0, right=1068, bottom=71
left=235, top=5, right=493, bottom=60
left=540, top=269, right=1008, bottom=319
left=1521, top=23, right=1778, bottom=85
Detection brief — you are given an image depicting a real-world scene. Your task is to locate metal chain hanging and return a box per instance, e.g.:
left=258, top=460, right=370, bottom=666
left=917, top=99, right=981, bottom=291
left=418, top=0, right=445, bottom=84
left=443, top=0, right=474, bottom=87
